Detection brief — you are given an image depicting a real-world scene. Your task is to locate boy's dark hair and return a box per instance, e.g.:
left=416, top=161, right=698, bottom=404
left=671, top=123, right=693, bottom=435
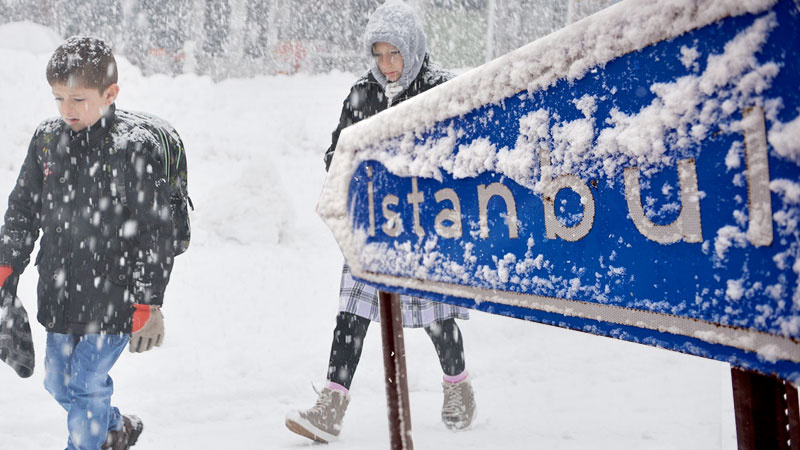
left=46, top=36, right=118, bottom=92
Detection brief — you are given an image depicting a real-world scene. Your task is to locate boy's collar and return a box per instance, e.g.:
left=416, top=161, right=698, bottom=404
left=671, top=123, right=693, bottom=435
left=66, top=103, right=116, bottom=139
left=92, top=103, right=116, bottom=130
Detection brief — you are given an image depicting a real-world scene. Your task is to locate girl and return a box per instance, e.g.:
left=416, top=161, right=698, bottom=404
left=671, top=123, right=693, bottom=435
left=286, top=1, right=476, bottom=443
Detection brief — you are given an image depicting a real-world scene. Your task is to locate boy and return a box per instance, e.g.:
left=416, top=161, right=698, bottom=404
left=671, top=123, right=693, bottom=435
left=0, top=36, right=178, bottom=449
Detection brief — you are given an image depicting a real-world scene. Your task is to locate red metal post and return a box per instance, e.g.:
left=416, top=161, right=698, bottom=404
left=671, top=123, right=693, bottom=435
left=731, top=367, right=800, bottom=450
left=379, top=290, right=414, bottom=450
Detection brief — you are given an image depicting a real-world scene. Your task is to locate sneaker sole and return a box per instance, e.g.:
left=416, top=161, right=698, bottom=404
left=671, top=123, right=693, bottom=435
left=444, top=406, right=478, bottom=431
left=285, top=411, right=338, bottom=444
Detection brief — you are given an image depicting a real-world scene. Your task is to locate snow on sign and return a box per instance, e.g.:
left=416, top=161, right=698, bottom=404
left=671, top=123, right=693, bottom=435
left=318, top=0, right=800, bottom=382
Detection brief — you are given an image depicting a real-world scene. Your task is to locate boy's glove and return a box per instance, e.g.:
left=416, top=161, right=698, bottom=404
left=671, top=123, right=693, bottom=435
left=129, top=304, right=164, bottom=353
left=0, top=273, right=35, bottom=378
left=0, top=266, right=11, bottom=290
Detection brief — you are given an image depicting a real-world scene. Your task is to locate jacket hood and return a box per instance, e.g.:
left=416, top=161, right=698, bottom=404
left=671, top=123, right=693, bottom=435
left=364, top=0, right=427, bottom=94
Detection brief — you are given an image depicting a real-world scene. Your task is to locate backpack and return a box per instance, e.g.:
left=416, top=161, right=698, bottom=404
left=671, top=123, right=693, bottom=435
left=108, top=110, right=193, bottom=256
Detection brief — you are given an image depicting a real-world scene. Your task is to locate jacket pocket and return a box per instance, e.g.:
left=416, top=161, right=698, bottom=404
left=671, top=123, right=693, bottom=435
left=35, top=252, right=64, bottom=290
left=99, top=255, right=133, bottom=288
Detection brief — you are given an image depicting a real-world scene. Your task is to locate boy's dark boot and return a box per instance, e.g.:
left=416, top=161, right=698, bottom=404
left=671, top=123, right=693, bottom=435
left=102, top=415, right=144, bottom=449
left=285, top=387, right=350, bottom=443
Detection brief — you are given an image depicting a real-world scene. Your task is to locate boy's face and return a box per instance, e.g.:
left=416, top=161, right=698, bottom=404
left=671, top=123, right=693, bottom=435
left=51, top=83, right=119, bottom=132
left=372, top=42, right=404, bottom=82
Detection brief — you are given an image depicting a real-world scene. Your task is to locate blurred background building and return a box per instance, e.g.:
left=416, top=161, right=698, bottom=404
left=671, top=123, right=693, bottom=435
left=0, top=0, right=619, bottom=78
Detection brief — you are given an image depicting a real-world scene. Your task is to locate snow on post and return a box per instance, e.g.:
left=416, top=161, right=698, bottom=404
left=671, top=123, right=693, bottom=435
left=318, top=0, right=800, bottom=382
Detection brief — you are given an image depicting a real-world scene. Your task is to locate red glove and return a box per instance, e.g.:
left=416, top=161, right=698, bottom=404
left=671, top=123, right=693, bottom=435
left=130, top=304, right=164, bottom=353
left=0, top=266, right=11, bottom=288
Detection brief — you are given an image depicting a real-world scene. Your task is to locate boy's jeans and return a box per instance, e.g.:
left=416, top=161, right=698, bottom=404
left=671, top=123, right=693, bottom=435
left=44, top=332, right=129, bottom=450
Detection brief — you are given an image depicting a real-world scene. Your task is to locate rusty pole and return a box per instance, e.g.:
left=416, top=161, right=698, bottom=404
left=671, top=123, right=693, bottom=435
left=379, top=290, right=414, bottom=450
left=731, top=367, right=800, bottom=450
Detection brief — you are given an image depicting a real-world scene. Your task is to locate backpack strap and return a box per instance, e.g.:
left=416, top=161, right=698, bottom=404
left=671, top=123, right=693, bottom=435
left=154, top=127, right=172, bottom=180
left=104, top=134, right=128, bottom=207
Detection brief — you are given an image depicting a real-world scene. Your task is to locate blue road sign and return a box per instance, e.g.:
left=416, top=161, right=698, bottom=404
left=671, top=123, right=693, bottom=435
left=318, top=0, right=800, bottom=382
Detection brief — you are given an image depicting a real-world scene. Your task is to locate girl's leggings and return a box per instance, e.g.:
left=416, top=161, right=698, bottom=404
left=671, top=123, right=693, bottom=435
left=327, top=311, right=466, bottom=390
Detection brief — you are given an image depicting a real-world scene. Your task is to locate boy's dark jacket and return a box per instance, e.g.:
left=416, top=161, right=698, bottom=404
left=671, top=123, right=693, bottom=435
left=0, top=104, right=174, bottom=335
left=323, top=55, right=453, bottom=170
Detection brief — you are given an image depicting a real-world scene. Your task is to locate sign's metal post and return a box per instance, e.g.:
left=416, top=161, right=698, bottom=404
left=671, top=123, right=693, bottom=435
left=731, top=367, right=800, bottom=450
left=379, top=290, right=414, bottom=450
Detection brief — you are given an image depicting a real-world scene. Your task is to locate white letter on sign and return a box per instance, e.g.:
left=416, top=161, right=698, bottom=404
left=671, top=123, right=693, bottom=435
left=367, top=165, right=375, bottom=236
left=742, top=106, right=773, bottom=247
left=539, top=147, right=595, bottom=242
left=434, top=188, right=463, bottom=239
left=478, top=183, right=519, bottom=239
left=624, top=159, right=702, bottom=244
left=381, top=194, right=403, bottom=237
left=407, top=177, right=426, bottom=238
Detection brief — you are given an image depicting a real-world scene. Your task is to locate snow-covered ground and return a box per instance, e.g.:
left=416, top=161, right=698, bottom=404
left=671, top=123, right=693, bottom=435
left=0, top=22, right=741, bottom=449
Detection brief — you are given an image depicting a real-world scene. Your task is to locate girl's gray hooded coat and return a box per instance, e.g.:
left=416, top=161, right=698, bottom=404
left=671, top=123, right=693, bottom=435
left=323, top=0, right=453, bottom=170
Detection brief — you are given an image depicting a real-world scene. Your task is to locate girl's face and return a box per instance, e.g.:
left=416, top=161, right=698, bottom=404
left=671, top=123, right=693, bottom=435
left=372, top=42, right=404, bottom=82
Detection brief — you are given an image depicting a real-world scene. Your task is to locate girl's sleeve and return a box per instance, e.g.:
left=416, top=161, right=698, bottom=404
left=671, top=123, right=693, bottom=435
left=324, top=88, right=359, bottom=172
